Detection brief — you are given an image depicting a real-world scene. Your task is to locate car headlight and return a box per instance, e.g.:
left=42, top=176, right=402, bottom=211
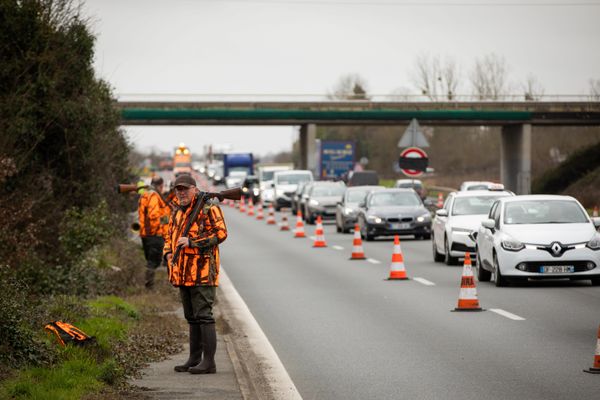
left=242, top=187, right=248, bottom=193
left=587, top=233, right=600, bottom=250
left=309, top=199, right=319, bottom=207
left=416, top=212, right=431, bottom=222
left=214, top=175, right=221, bottom=181
left=253, top=188, right=260, bottom=196
left=501, top=235, right=525, bottom=252
left=367, top=215, right=383, bottom=224
left=344, top=207, right=355, bottom=215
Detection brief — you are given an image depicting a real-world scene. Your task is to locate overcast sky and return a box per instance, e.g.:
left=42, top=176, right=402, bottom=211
left=84, top=0, right=600, bottom=156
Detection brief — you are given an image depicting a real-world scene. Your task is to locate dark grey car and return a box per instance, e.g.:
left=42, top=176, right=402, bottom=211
left=357, top=189, right=432, bottom=241
left=335, top=185, right=384, bottom=233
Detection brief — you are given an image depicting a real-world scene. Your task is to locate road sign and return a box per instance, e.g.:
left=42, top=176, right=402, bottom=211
left=319, top=140, right=355, bottom=179
left=399, top=147, right=428, bottom=177
left=398, top=118, right=429, bottom=148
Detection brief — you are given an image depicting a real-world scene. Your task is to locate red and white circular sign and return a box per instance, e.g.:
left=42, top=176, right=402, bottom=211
left=399, top=147, right=428, bottom=177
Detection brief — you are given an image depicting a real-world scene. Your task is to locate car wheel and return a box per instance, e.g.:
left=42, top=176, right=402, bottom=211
left=444, top=237, right=458, bottom=266
left=476, top=248, right=491, bottom=282
left=275, top=205, right=281, bottom=212
left=493, top=253, right=509, bottom=287
left=591, top=278, right=600, bottom=286
left=432, top=234, right=444, bottom=262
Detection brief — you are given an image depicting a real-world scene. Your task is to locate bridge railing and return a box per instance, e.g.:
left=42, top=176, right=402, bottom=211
left=116, top=93, right=600, bottom=103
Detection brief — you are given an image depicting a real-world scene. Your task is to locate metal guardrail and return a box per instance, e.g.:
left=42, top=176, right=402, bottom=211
left=116, top=93, right=600, bottom=103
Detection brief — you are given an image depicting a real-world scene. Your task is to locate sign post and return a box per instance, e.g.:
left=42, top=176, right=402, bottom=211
left=398, top=147, right=428, bottom=177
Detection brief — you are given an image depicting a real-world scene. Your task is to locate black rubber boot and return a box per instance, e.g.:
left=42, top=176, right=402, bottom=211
left=174, top=324, right=202, bottom=372
left=189, top=323, right=216, bottom=374
left=144, top=268, right=155, bottom=289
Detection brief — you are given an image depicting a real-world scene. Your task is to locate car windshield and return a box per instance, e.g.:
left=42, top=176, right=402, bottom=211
left=262, top=171, right=275, bottom=181
left=369, top=192, right=421, bottom=207
left=504, top=200, right=588, bottom=224
left=312, top=186, right=345, bottom=197
left=276, top=174, right=311, bottom=185
left=452, top=196, right=505, bottom=216
left=396, top=182, right=422, bottom=189
left=346, top=189, right=369, bottom=203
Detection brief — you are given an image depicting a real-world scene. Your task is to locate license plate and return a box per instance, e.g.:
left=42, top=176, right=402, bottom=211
left=391, top=223, right=410, bottom=230
left=539, top=265, right=575, bottom=273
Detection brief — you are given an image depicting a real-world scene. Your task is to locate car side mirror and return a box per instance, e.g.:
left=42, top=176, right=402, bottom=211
left=337, top=201, right=342, bottom=206
left=482, top=219, right=496, bottom=230
left=435, top=209, right=448, bottom=217
left=592, top=217, right=600, bottom=228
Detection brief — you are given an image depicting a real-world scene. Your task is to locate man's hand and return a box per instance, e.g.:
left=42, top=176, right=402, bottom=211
left=176, top=237, right=190, bottom=248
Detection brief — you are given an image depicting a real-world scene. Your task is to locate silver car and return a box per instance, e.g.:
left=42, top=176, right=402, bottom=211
left=475, top=195, right=600, bottom=287
left=303, top=181, right=346, bottom=224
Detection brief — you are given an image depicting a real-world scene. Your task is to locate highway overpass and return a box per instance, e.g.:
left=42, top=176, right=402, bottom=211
left=117, top=101, right=600, bottom=194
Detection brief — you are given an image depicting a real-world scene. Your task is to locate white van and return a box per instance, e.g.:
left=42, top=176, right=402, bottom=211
left=272, top=170, right=313, bottom=211
left=257, top=164, right=293, bottom=205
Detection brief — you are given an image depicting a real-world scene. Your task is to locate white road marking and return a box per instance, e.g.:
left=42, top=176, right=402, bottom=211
left=413, top=277, right=436, bottom=286
left=309, top=236, right=316, bottom=241
left=332, top=245, right=344, bottom=251
left=367, top=258, right=381, bottom=264
left=490, top=308, right=526, bottom=321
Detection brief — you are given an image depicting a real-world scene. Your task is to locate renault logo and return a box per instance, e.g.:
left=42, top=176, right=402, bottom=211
left=550, top=242, right=562, bottom=256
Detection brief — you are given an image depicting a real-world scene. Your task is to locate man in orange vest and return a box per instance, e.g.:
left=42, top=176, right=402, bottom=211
left=138, top=176, right=170, bottom=289
left=164, top=174, right=228, bottom=374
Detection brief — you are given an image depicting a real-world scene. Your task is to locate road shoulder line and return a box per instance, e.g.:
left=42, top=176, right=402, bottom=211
left=413, top=277, right=436, bottom=286
left=489, top=308, right=526, bottom=321
left=219, top=268, right=303, bottom=400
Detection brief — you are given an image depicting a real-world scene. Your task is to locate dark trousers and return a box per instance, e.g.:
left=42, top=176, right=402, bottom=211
left=142, top=236, right=164, bottom=288
left=179, top=286, right=216, bottom=325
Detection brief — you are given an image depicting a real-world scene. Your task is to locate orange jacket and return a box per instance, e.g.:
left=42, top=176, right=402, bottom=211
left=138, top=190, right=170, bottom=237
left=163, top=195, right=227, bottom=287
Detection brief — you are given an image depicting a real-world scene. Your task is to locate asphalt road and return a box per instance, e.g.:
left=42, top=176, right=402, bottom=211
left=220, top=206, right=600, bottom=400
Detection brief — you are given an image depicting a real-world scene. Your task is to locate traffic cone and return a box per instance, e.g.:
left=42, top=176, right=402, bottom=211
left=453, top=253, right=483, bottom=312
left=350, top=224, right=366, bottom=260
left=256, top=202, right=264, bottom=220
left=584, top=325, right=600, bottom=374
left=437, top=192, right=444, bottom=208
left=312, top=216, right=327, bottom=247
left=239, top=197, right=246, bottom=213
left=247, top=198, right=255, bottom=216
left=280, top=210, right=290, bottom=231
left=593, top=206, right=599, bottom=218
left=387, top=235, right=409, bottom=280
left=294, top=210, right=306, bottom=238
left=266, top=204, right=276, bottom=225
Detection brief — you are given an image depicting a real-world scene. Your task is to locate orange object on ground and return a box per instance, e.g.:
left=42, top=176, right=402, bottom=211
left=280, top=210, right=290, bottom=231
left=350, top=224, right=366, bottom=260
left=584, top=325, right=600, bottom=374
left=387, top=235, right=409, bottom=280
left=312, top=216, right=327, bottom=247
left=256, top=202, right=264, bottom=220
left=247, top=198, right=255, bottom=216
left=239, top=197, right=246, bottom=213
left=294, top=210, right=306, bottom=238
left=453, top=253, right=483, bottom=311
left=266, top=204, right=276, bottom=225
left=436, top=192, right=444, bottom=209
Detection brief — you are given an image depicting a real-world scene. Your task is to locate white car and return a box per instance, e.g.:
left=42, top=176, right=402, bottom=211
left=459, top=181, right=503, bottom=191
left=272, top=170, right=313, bottom=211
left=432, top=190, right=514, bottom=265
left=225, top=171, right=247, bottom=189
left=475, top=195, right=600, bottom=287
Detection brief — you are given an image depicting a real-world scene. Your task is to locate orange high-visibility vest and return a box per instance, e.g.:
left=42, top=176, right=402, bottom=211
left=138, top=190, right=170, bottom=237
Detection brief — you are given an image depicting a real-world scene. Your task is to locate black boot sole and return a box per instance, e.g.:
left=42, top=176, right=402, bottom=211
left=188, top=367, right=216, bottom=374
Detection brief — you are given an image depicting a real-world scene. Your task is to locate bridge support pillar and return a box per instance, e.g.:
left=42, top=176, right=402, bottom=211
left=299, top=124, right=317, bottom=174
left=501, top=124, right=531, bottom=195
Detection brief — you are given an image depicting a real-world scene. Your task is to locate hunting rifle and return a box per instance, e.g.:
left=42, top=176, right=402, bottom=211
left=171, top=187, right=242, bottom=266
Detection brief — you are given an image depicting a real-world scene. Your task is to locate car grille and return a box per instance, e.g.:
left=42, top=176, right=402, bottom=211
left=451, top=242, right=476, bottom=252
left=387, top=217, right=413, bottom=223
left=516, top=260, right=595, bottom=273
left=284, top=191, right=295, bottom=197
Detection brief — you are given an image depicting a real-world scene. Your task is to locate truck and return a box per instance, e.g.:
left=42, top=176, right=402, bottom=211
left=222, top=153, right=254, bottom=185
left=173, top=143, right=192, bottom=176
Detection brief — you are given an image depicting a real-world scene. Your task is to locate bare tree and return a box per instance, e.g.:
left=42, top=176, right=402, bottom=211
left=590, top=79, right=600, bottom=100
left=389, top=86, right=414, bottom=101
left=328, top=73, right=370, bottom=100
left=411, top=54, right=461, bottom=101
left=470, top=53, right=510, bottom=100
left=522, top=74, right=545, bottom=101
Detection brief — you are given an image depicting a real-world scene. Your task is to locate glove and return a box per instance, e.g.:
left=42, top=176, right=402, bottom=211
left=191, top=236, right=218, bottom=250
